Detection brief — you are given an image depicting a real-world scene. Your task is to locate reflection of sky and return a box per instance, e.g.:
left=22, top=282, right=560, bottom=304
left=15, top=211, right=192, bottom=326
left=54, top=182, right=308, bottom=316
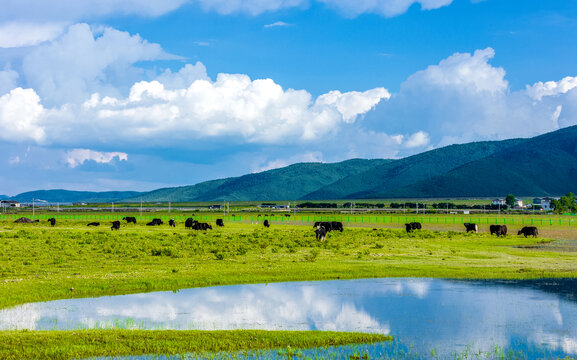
left=1, top=278, right=577, bottom=358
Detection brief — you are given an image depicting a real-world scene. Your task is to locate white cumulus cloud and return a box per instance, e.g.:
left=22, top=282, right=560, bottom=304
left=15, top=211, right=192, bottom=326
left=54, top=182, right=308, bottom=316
left=404, top=131, right=430, bottom=148
left=71, top=73, right=389, bottom=145
left=65, top=148, right=128, bottom=168
left=526, top=76, right=577, bottom=101
left=0, top=88, right=45, bottom=143
left=368, top=47, right=577, bottom=148
left=21, top=23, right=177, bottom=106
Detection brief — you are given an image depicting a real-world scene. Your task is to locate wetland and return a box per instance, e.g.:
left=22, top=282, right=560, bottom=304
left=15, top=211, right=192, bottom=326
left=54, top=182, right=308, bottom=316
left=1, top=214, right=576, bottom=358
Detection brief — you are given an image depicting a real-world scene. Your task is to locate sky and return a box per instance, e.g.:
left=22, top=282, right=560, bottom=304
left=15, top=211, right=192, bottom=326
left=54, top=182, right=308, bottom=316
left=1, top=0, right=577, bottom=195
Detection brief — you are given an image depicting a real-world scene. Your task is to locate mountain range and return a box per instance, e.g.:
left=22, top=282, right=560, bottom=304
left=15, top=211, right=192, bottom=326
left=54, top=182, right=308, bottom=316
left=5, top=125, right=577, bottom=203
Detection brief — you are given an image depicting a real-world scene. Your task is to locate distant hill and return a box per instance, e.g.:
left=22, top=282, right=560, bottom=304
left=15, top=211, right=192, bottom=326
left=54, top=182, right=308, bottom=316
left=128, top=126, right=575, bottom=201
left=0, top=195, right=8, bottom=200
left=9, top=190, right=143, bottom=203
left=377, top=125, right=577, bottom=198
left=7, top=125, right=577, bottom=202
left=121, top=159, right=391, bottom=202
left=302, top=138, right=524, bottom=200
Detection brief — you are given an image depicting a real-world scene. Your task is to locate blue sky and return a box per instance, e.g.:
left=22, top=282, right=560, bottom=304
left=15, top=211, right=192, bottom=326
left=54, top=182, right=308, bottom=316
left=1, top=0, right=577, bottom=195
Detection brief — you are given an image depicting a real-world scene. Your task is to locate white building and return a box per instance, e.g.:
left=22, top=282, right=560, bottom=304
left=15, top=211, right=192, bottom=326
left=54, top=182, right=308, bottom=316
left=532, top=197, right=558, bottom=211
left=492, top=199, right=505, bottom=206
left=0, top=200, right=20, bottom=208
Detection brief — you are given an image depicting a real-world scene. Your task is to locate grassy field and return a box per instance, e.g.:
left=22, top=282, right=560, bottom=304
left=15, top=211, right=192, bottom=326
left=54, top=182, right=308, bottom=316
left=1, top=217, right=576, bottom=309
left=1, top=216, right=576, bottom=358
left=0, top=330, right=389, bottom=359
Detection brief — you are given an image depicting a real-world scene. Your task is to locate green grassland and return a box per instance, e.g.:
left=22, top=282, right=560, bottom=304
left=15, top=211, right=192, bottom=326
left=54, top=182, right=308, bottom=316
left=1, top=217, right=576, bottom=309
left=1, top=216, right=576, bottom=359
left=0, top=330, right=389, bottom=360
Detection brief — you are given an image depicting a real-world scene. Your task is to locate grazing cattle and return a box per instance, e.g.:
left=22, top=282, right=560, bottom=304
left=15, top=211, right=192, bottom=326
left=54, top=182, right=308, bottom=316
left=405, top=222, right=422, bottom=233
left=200, top=222, right=212, bottom=230
left=111, top=221, right=121, bottom=230
left=169, top=219, right=176, bottom=227
left=123, top=216, right=137, bottom=224
left=518, top=226, right=538, bottom=238
left=192, top=222, right=211, bottom=230
left=263, top=219, right=270, bottom=228
left=331, top=221, right=343, bottom=232
left=216, top=219, right=224, bottom=227
left=152, top=218, right=163, bottom=225
left=87, top=222, right=100, bottom=226
left=14, top=217, right=34, bottom=223
left=315, top=225, right=327, bottom=242
left=47, top=218, right=56, bottom=227
left=490, top=225, right=508, bottom=236
left=185, top=218, right=194, bottom=229
left=185, top=220, right=211, bottom=230
left=146, top=221, right=156, bottom=226
left=313, top=222, right=333, bottom=232
left=464, top=223, right=478, bottom=233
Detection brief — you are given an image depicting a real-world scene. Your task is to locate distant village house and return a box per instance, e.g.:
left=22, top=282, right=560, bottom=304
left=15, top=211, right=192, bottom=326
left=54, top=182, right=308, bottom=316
left=532, top=197, right=558, bottom=211
left=0, top=200, right=20, bottom=208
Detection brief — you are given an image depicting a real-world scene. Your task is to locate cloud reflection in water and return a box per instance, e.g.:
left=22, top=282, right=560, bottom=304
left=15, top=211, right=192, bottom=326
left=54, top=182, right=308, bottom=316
left=1, top=278, right=576, bottom=357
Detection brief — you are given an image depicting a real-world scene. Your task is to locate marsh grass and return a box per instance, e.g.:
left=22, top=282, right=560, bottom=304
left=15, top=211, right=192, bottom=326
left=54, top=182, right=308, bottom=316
left=0, top=330, right=390, bottom=360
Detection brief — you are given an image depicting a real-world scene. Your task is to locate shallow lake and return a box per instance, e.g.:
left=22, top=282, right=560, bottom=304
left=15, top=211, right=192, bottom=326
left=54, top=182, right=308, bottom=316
left=2, top=278, right=577, bottom=358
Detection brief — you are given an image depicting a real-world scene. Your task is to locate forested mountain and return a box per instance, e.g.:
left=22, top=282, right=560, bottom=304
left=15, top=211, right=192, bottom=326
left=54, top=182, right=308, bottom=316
left=121, top=159, right=391, bottom=202
left=302, top=138, right=524, bottom=200
left=6, top=125, right=576, bottom=202
left=374, top=125, right=577, bottom=198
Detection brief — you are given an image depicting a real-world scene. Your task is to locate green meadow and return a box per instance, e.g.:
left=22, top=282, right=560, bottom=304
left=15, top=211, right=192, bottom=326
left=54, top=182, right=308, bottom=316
left=1, top=213, right=576, bottom=358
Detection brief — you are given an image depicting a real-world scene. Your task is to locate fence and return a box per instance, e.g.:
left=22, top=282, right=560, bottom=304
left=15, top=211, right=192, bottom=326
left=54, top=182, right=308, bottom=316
left=1, top=213, right=575, bottom=227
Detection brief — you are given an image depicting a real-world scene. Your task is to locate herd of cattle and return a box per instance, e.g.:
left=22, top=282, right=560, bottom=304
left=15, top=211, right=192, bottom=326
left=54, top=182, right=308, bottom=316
left=11, top=216, right=539, bottom=238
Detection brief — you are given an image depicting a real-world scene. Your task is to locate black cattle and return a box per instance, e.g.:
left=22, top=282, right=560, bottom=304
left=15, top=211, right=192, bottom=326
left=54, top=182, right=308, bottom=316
left=331, top=221, right=343, bottom=232
left=193, top=222, right=211, bottom=230
left=464, top=223, right=478, bottom=233
left=313, top=222, right=333, bottom=232
left=490, top=225, right=508, bottom=236
left=111, top=221, right=121, bottom=230
left=405, top=222, right=422, bottom=233
left=169, top=219, right=176, bottom=227
left=185, top=218, right=194, bottom=229
left=315, top=225, right=327, bottom=242
left=216, top=219, right=224, bottom=227
left=146, top=218, right=163, bottom=226
left=47, top=218, right=56, bottom=227
left=518, top=226, right=538, bottom=238
left=123, top=216, right=137, bottom=224
left=87, top=222, right=100, bottom=226
left=263, top=219, right=270, bottom=228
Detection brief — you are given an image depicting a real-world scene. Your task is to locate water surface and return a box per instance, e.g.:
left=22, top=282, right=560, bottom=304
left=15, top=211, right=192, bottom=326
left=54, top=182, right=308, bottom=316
left=2, top=278, right=576, bottom=358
